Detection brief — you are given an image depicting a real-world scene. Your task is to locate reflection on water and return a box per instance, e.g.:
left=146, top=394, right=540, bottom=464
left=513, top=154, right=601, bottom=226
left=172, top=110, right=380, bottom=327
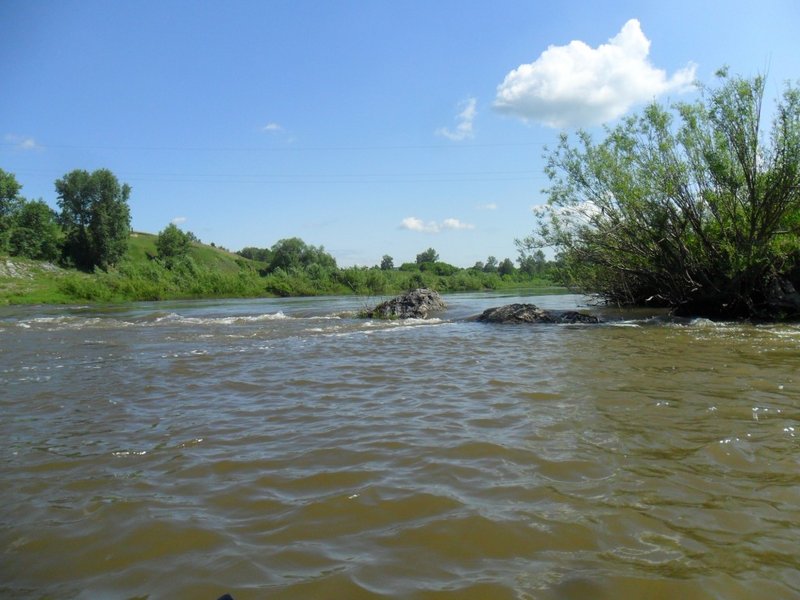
left=1, top=292, right=799, bottom=599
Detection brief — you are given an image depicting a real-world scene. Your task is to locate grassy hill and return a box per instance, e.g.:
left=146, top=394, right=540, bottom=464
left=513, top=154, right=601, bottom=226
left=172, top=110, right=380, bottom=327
left=0, top=233, right=266, bottom=305
left=127, top=232, right=253, bottom=274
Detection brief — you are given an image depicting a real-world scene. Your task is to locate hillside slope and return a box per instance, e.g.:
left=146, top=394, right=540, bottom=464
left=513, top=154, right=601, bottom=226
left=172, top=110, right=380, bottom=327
left=127, top=232, right=259, bottom=273
left=0, top=232, right=264, bottom=304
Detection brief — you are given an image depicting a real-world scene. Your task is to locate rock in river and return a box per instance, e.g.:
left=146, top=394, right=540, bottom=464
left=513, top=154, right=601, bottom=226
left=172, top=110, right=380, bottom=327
left=364, top=288, right=446, bottom=319
left=477, top=303, right=599, bottom=324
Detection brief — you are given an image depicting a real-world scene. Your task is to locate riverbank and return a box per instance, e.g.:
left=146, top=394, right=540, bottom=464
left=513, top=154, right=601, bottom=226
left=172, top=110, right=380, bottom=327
left=0, top=253, right=565, bottom=306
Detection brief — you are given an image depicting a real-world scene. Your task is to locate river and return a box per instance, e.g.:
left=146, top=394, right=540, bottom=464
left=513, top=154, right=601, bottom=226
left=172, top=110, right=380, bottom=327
left=1, top=291, right=799, bottom=599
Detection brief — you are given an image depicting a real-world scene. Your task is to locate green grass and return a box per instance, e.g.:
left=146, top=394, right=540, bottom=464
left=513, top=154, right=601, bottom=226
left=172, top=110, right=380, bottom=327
left=128, top=232, right=248, bottom=273
left=0, top=234, right=264, bottom=304
left=0, top=256, right=85, bottom=304
left=125, top=231, right=158, bottom=263
left=1, top=233, right=564, bottom=305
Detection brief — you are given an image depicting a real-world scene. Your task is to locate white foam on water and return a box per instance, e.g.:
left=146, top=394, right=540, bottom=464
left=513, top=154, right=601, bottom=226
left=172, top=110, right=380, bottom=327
left=154, top=312, right=182, bottom=323
left=16, top=315, right=136, bottom=331
left=363, top=317, right=444, bottom=328
left=227, top=312, right=289, bottom=323
left=690, top=318, right=719, bottom=328
left=152, top=311, right=289, bottom=326
left=764, top=327, right=800, bottom=338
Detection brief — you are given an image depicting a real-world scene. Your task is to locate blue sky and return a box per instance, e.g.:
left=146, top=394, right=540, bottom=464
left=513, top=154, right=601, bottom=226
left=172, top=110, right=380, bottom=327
left=1, top=0, right=798, bottom=267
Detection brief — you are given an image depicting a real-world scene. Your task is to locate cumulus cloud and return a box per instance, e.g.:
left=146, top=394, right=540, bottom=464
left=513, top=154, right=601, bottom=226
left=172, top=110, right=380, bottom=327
left=401, top=216, right=475, bottom=233
left=436, top=97, right=477, bottom=141
left=494, top=19, right=696, bottom=128
left=4, top=133, right=40, bottom=150
left=401, top=217, right=440, bottom=233
left=171, top=216, right=187, bottom=225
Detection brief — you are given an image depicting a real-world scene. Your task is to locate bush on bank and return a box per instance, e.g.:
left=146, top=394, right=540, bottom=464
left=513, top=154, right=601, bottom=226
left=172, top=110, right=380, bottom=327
left=524, top=70, right=800, bottom=319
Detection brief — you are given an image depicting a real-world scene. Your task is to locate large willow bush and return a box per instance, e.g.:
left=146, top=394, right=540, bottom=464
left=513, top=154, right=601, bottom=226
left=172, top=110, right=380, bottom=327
left=524, top=70, right=800, bottom=318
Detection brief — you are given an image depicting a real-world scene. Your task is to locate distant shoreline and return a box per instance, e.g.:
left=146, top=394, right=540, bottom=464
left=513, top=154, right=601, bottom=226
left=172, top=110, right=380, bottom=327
left=0, top=254, right=565, bottom=306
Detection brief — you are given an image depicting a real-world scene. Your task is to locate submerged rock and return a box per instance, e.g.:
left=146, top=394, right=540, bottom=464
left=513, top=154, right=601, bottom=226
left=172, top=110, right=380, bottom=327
left=477, top=303, right=599, bottom=324
left=364, top=288, right=446, bottom=319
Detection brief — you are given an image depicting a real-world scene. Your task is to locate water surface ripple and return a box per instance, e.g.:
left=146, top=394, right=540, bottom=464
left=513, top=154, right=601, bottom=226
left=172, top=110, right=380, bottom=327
left=1, top=293, right=799, bottom=599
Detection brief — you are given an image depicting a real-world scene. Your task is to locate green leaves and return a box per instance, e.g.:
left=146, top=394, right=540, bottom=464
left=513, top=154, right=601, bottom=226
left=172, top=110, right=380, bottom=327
left=0, top=168, right=23, bottom=219
left=156, top=223, right=192, bottom=262
left=9, top=200, right=62, bottom=261
left=55, top=169, right=131, bottom=270
left=415, top=248, right=439, bottom=265
left=531, top=72, right=800, bottom=318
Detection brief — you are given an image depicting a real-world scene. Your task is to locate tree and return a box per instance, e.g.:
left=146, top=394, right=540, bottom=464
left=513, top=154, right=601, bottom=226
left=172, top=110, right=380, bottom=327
left=156, top=223, right=191, bottom=261
left=268, top=237, right=337, bottom=272
left=56, top=169, right=131, bottom=269
left=483, top=256, right=498, bottom=273
left=498, top=257, right=515, bottom=276
left=0, top=168, right=22, bottom=219
left=9, top=200, right=61, bottom=260
left=0, top=170, right=62, bottom=259
left=518, top=249, right=546, bottom=277
left=416, top=247, right=439, bottom=265
left=0, top=168, right=23, bottom=251
left=420, top=260, right=459, bottom=276
left=523, top=71, right=800, bottom=318
left=380, top=254, right=394, bottom=270
left=237, top=246, right=272, bottom=263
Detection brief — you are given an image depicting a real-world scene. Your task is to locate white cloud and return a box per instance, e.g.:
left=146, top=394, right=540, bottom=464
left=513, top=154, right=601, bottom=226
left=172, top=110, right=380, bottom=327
left=442, top=218, right=475, bottom=230
left=171, top=216, right=187, bottom=225
left=436, top=97, right=477, bottom=141
left=4, top=133, right=40, bottom=150
left=494, top=19, right=696, bottom=128
left=477, top=202, right=498, bottom=210
left=262, top=122, right=283, bottom=132
left=401, top=217, right=440, bottom=233
left=401, top=216, right=475, bottom=233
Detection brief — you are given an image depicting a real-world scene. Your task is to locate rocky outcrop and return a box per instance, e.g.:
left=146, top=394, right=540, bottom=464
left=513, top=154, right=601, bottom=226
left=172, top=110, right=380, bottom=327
left=364, top=288, right=446, bottom=319
left=0, top=259, right=62, bottom=279
left=477, top=303, right=599, bottom=324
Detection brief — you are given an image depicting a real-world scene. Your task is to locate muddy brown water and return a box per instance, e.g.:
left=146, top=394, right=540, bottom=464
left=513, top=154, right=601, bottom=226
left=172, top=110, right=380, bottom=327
left=1, top=292, right=799, bottom=599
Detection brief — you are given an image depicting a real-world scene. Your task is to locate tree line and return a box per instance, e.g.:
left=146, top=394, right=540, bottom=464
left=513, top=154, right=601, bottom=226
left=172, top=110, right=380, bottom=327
left=238, top=242, right=551, bottom=280
left=235, top=240, right=557, bottom=297
left=1, top=167, right=559, bottom=302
